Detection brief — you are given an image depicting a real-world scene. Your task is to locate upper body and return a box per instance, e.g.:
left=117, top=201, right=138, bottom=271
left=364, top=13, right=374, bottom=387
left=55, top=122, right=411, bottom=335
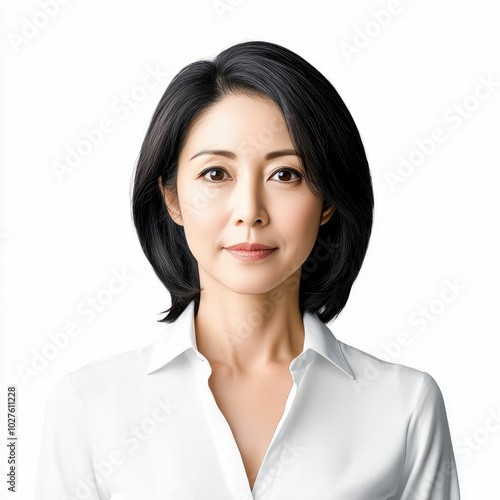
left=35, top=300, right=460, bottom=499
left=36, top=41, right=461, bottom=500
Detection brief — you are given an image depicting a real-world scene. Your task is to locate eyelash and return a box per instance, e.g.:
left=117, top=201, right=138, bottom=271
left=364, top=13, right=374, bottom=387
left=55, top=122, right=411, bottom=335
left=199, top=167, right=303, bottom=184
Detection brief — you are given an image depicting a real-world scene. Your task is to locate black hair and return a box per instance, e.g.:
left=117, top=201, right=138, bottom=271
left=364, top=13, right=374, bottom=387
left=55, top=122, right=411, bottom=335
left=131, top=40, right=374, bottom=324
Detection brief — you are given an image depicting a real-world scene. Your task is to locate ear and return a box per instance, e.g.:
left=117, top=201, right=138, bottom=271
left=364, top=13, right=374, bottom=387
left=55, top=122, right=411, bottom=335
left=158, top=176, right=183, bottom=226
left=320, top=202, right=335, bottom=226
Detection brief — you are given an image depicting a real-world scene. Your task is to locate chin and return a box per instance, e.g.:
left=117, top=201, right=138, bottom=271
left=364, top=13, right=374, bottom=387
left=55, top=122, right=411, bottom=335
left=220, top=276, right=283, bottom=296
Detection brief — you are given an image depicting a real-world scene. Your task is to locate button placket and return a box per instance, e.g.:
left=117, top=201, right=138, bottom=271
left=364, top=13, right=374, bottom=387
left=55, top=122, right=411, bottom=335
left=193, top=360, right=253, bottom=498
left=251, top=372, right=301, bottom=498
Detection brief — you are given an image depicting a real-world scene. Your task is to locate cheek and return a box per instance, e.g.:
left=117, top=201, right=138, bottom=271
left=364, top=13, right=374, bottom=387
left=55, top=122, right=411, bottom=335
left=276, top=196, right=322, bottom=242
left=178, top=183, right=225, bottom=224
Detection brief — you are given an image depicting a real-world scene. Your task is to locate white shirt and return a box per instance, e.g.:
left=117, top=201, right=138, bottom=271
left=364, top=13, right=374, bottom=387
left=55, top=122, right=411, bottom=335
left=36, top=300, right=460, bottom=499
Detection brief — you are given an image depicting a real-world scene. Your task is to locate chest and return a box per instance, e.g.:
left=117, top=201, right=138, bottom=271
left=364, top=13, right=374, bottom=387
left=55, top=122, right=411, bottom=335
left=83, top=360, right=413, bottom=499
left=207, top=368, right=294, bottom=490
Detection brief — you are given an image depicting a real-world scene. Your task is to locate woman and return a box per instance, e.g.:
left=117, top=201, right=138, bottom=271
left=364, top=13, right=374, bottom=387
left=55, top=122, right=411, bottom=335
left=36, top=41, right=460, bottom=499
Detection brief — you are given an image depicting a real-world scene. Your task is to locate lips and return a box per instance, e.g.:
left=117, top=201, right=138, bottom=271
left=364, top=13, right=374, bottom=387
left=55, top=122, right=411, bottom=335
left=224, top=242, right=277, bottom=262
left=225, top=242, right=276, bottom=251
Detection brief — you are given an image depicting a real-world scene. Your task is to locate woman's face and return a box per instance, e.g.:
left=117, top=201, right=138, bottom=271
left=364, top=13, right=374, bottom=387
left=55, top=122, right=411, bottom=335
left=160, top=93, right=334, bottom=296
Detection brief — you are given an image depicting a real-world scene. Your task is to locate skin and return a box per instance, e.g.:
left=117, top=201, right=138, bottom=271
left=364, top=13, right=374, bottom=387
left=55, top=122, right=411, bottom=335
left=158, top=93, right=334, bottom=490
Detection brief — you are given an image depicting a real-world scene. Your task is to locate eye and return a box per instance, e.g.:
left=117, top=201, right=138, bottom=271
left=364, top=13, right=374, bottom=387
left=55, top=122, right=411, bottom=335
left=200, top=168, right=229, bottom=183
left=270, top=168, right=302, bottom=183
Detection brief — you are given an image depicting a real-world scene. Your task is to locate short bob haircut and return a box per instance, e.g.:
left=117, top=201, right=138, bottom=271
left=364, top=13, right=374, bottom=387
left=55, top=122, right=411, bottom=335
left=132, top=40, right=374, bottom=324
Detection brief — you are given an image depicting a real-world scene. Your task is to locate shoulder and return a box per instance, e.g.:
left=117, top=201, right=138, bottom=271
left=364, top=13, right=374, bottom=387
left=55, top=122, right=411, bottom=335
left=337, top=339, right=442, bottom=411
left=60, top=341, right=157, bottom=395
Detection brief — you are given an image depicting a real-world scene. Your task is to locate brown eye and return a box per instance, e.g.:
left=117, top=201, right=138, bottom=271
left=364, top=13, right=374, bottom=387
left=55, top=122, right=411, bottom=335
left=202, top=168, right=227, bottom=182
left=271, top=169, right=301, bottom=183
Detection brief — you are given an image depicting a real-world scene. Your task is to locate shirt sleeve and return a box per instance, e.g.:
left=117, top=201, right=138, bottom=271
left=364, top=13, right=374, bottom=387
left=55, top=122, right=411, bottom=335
left=35, top=373, right=104, bottom=499
left=397, top=372, right=461, bottom=500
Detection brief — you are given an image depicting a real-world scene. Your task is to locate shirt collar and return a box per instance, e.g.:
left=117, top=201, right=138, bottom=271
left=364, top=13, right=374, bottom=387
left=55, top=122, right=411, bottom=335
left=302, top=311, right=354, bottom=379
left=145, top=300, right=354, bottom=379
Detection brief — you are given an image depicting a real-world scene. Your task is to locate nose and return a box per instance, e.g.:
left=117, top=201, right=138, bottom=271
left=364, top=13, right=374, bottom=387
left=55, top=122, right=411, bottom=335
left=232, top=176, right=269, bottom=227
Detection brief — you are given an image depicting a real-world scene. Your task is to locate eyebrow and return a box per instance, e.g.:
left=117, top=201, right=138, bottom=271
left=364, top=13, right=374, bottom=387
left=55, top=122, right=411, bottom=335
left=189, top=149, right=299, bottom=161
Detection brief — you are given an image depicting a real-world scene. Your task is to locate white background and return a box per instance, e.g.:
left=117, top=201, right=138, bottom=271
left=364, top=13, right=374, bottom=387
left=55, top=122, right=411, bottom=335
left=1, top=0, right=499, bottom=497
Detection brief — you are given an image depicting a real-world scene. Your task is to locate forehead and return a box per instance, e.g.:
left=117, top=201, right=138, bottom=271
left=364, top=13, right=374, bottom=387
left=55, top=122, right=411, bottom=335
left=179, top=94, right=293, bottom=159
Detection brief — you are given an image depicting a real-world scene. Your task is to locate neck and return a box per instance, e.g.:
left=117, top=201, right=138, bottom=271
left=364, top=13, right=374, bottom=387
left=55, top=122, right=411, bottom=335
left=194, top=269, right=305, bottom=375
